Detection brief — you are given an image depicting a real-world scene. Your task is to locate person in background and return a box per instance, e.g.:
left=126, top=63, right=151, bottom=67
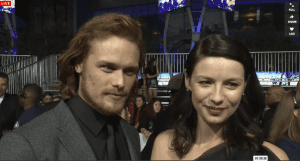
left=139, top=98, right=162, bottom=140
left=268, top=81, right=300, bottom=160
left=141, top=85, right=192, bottom=160
left=53, top=95, right=63, bottom=102
left=14, top=84, right=44, bottom=128
left=42, top=92, right=53, bottom=105
left=263, top=85, right=286, bottom=140
left=0, top=72, right=23, bottom=138
left=137, top=73, right=148, bottom=101
left=120, top=108, right=132, bottom=124
left=151, top=34, right=289, bottom=160
left=42, top=95, right=63, bottom=112
left=145, top=58, right=159, bottom=101
left=132, top=95, right=146, bottom=129
left=0, top=13, right=144, bottom=160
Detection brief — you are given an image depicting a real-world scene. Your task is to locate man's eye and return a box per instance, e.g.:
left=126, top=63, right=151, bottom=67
left=102, top=66, right=114, bottom=72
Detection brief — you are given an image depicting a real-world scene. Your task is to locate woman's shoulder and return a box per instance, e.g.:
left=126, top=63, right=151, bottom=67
left=262, top=141, right=290, bottom=160
left=151, top=129, right=178, bottom=160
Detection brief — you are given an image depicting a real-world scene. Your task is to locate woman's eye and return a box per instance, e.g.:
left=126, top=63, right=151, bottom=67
left=229, top=83, right=238, bottom=87
left=199, top=81, right=210, bottom=85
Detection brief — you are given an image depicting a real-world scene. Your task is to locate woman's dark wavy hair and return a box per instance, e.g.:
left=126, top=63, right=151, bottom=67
left=169, top=34, right=266, bottom=159
left=147, top=57, right=157, bottom=70
left=141, top=98, right=163, bottom=120
left=131, top=94, right=147, bottom=125
left=53, top=13, right=145, bottom=99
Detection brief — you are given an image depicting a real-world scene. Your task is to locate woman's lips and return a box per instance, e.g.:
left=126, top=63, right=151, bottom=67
left=206, top=106, right=226, bottom=115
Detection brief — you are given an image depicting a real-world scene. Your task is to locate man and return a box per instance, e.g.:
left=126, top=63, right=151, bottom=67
left=263, top=85, right=286, bottom=140
left=0, top=13, right=144, bottom=160
left=0, top=71, right=23, bottom=138
left=14, top=84, right=44, bottom=128
left=42, top=92, right=53, bottom=105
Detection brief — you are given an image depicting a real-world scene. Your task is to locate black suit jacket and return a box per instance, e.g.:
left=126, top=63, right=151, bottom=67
left=0, top=93, right=23, bottom=138
left=0, top=100, right=140, bottom=160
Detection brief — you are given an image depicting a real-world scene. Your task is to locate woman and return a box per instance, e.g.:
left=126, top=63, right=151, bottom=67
left=120, top=108, right=132, bottom=124
left=268, top=82, right=300, bottom=160
left=138, top=73, right=148, bottom=101
left=151, top=34, right=289, bottom=160
left=139, top=98, right=163, bottom=139
left=145, top=58, right=160, bottom=101
left=132, top=95, right=147, bottom=129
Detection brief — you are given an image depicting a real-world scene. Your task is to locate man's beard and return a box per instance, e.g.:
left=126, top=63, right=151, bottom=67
left=79, top=80, right=138, bottom=117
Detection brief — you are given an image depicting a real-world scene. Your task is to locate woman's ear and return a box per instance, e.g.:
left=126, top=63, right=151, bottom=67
left=184, top=70, right=191, bottom=91
left=294, top=109, right=299, bottom=118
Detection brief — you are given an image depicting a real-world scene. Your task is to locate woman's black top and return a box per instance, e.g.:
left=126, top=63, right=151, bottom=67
left=138, top=111, right=155, bottom=132
left=145, top=66, right=157, bottom=80
left=275, top=136, right=300, bottom=160
left=194, top=141, right=280, bottom=160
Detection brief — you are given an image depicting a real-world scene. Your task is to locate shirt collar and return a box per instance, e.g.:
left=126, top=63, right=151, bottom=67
left=67, top=96, right=107, bottom=136
left=0, top=93, right=5, bottom=104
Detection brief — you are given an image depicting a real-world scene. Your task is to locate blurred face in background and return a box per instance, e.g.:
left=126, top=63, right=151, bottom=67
left=43, top=95, right=53, bottom=104
left=142, top=74, right=147, bottom=81
left=153, top=101, right=161, bottom=113
left=153, top=60, right=157, bottom=66
left=135, top=97, right=144, bottom=109
left=0, top=77, right=8, bottom=97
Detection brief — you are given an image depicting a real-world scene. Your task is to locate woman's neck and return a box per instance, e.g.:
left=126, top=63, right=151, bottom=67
left=195, top=117, right=225, bottom=147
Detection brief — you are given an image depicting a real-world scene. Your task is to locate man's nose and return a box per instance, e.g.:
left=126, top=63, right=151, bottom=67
left=112, top=70, right=125, bottom=88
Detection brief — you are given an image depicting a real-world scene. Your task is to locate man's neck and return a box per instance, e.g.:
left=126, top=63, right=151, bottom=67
left=195, top=117, right=225, bottom=147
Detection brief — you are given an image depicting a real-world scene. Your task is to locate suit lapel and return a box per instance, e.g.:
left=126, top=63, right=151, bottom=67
left=120, top=120, right=140, bottom=160
left=54, top=101, right=97, bottom=160
left=0, top=94, right=13, bottom=124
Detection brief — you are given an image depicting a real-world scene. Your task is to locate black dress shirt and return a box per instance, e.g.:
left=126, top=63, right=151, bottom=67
left=65, top=96, right=130, bottom=160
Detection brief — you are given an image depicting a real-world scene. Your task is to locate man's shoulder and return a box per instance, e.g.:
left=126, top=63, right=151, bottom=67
left=4, top=93, right=18, bottom=100
left=15, top=101, right=69, bottom=134
left=42, top=101, right=61, bottom=112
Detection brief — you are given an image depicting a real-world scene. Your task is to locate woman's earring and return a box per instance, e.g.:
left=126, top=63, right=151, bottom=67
left=243, top=93, right=245, bottom=95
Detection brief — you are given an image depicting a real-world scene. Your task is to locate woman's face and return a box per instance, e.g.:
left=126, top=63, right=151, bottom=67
left=153, top=101, right=161, bottom=113
left=135, top=97, right=144, bottom=109
left=153, top=60, right=157, bottom=66
left=185, top=57, right=247, bottom=125
left=142, top=74, right=147, bottom=80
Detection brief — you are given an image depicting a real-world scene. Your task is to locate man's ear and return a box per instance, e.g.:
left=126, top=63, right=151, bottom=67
left=184, top=70, right=191, bottom=91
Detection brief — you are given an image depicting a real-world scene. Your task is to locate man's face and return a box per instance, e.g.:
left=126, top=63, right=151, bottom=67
left=0, top=77, right=8, bottom=97
left=43, top=95, right=53, bottom=104
left=75, top=36, right=140, bottom=116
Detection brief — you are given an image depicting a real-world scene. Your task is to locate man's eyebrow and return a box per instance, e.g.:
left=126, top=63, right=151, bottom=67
left=96, top=60, right=139, bottom=71
left=196, top=75, right=243, bottom=81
